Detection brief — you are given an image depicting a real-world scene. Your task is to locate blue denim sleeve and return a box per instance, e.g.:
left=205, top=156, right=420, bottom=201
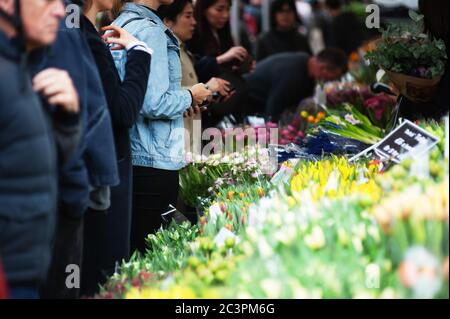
left=136, top=27, right=192, bottom=120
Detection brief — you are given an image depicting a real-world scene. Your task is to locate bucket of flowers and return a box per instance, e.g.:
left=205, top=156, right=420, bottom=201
left=365, top=10, right=448, bottom=103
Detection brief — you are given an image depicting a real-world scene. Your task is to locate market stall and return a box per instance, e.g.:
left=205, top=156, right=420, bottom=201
left=93, top=10, right=449, bottom=300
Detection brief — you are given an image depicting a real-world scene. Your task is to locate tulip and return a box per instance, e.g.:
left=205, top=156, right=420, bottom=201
left=257, top=187, right=265, bottom=198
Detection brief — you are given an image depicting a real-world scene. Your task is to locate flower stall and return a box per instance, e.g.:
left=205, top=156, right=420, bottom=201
left=96, top=11, right=449, bottom=300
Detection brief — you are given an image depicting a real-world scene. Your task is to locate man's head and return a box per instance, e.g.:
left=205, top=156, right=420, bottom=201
left=308, top=48, right=348, bottom=82
left=0, top=0, right=65, bottom=51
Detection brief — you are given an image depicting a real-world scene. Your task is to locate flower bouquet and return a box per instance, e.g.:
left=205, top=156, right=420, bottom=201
left=325, top=82, right=372, bottom=111
left=180, top=148, right=273, bottom=208
left=365, top=10, right=448, bottom=103
left=325, top=82, right=395, bottom=129
left=311, top=103, right=385, bottom=145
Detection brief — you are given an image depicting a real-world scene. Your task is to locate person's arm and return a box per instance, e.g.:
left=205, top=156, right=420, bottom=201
left=137, top=27, right=192, bottom=120
left=51, top=110, right=82, bottom=165
left=32, top=68, right=82, bottom=164
left=91, top=39, right=151, bottom=128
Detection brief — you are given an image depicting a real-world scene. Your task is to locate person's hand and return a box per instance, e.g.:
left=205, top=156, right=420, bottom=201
left=217, top=46, right=248, bottom=64
left=102, top=25, right=139, bottom=50
left=206, top=77, right=231, bottom=97
left=33, top=68, right=79, bottom=114
left=190, top=83, right=212, bottom=106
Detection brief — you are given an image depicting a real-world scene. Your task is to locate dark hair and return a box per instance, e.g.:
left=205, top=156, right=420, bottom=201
left=270, top=0, right=302, bottom=30
left=190, top=0, right=234, bottom=56
left=317, top=48, right=348, bottom=73
left=158, top=0, right=193, bottom=22
left=71, top=0, right=86, bottom=5
left=419, top=0, right=449, bottom=54
left=325, top=0, right=342, bottom=11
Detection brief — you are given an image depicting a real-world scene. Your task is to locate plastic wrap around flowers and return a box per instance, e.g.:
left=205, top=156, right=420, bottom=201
left=181, top=147, right=277, bottom=208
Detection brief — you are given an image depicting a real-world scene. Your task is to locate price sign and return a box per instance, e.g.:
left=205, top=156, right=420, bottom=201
left=350, top=119, right=440, bottom=164
left=373, top=120, right=440, bottom=163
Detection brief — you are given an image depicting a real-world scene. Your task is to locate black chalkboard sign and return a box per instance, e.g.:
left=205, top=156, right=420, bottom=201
left=374, top=120, right=440, bottom=163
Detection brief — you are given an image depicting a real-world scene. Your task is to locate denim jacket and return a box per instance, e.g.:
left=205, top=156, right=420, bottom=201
left=112, top=4, right=192, bottom=170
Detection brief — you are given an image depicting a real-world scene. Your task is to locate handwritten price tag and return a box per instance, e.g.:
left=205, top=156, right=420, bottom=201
left=374, top=120, right=440, bottom=163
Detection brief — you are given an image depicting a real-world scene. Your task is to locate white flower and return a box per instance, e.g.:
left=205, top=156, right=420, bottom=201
left=208, top=203, right=222, bottom=224
left=214, top=178, right=224, bottom=187
left=352, top=237, right=363, bottom=253
left=304, top=226, right=326, bottom=250
left=257, top=238, right=274, bottom=258
left=221, top=155, right=230, bottom=163
left=185, top=152, right=194, bottom=163
left=345, top=113, right=362, bottom=125
left=260, top=279, right=282, bottom=299
left=399, top=246, right=442, bottom=299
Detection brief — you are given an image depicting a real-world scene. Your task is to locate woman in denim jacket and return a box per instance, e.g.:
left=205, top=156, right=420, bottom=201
left=111, top=0, right=211, bottom=254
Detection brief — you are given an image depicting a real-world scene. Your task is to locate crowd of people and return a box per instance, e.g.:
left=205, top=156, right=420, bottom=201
left=0, top=0, right=447, bottom=299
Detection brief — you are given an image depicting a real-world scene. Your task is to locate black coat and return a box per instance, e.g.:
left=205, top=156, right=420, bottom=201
left=0, top=32, right=58, bottom=286
left=255, top=30, right=312, bottom=62
left=79, top=16, right=151, bottom=295
left=29, top=16, right=120, bottom=218
left=81, top=15, right=151, bottom=160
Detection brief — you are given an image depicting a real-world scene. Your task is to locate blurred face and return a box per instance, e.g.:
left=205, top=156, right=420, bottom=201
left=205, top=0, right=230, bottom=30
left=0, top=0, right=14, bottom=16
left=315, top=63, right=343, bottom=82
left=275, top=4, right=296, bottom=31
left=168, top=3, right=196, bottom=42
left=21, top=0, right=65, bottom=50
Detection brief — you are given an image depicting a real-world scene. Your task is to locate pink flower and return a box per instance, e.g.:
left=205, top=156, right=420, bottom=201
left=291, top=118, right=301, bottom=128
left=364, top=94, right=394, bottom=121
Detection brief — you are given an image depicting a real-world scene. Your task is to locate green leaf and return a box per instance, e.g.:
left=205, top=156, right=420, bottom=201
left=408, top=10, right=424, bottom=23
